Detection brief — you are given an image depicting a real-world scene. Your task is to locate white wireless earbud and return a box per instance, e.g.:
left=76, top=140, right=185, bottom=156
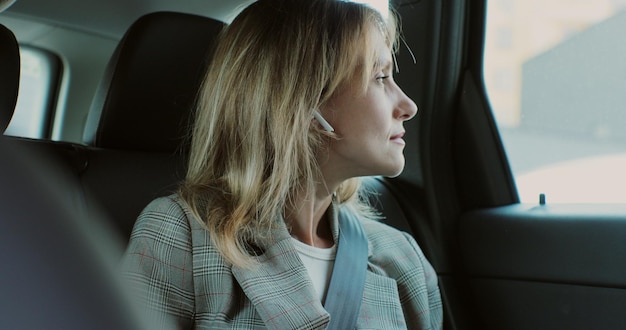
left=313, top=111, right=334, bottom=132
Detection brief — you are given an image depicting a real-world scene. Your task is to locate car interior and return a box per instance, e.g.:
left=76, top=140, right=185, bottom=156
left=3, top=0, right=626, bottom=329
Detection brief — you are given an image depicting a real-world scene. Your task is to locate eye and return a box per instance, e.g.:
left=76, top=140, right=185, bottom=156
left=376, top=75, right=390, bottom=83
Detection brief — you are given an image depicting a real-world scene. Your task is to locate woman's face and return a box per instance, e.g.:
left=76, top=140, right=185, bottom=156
left=319, top=26, right=418, bottom=181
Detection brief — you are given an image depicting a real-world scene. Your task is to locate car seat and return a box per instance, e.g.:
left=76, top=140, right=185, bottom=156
left=80, top=12, right=224, bottom=243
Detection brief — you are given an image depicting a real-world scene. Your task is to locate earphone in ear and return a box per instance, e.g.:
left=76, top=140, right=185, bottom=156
left=313, top=111, right=335, bottom=132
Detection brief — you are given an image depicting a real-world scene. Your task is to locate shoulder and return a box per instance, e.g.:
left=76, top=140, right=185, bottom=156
left=137, top=194, right=190, bottom=219
left=362, top=218, right=429, bottom=272
left=130, top=194, right=196, bottom=246
left=134, top=194, right=186, bottom=226
left=362, top=218, right=415, bottom=251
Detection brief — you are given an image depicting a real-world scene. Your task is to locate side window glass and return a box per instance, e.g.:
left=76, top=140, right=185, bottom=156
left=5, top=46, right=62, bottom=139
left=484, top=0, right=626, bottom=203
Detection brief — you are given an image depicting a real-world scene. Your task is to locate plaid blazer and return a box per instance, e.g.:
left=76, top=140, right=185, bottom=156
left=121, top=195, right=443, bottom=329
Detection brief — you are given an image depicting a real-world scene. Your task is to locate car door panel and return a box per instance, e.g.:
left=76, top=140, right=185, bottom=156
left=451, top=31, right=626, bottom=327
left=470, top=277, right=626, bottom=329
left=455, top=77, right=626, bottom=328
left=461, top=205, right=626, bottom=286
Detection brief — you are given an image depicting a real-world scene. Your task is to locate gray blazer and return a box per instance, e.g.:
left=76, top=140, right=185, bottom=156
left=120, top=195, right=443, bottom=329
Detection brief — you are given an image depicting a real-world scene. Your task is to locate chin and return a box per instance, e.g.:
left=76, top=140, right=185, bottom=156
left=384, top=169, right=404, bottom=178
left=379, top=160, right=405, bottom=178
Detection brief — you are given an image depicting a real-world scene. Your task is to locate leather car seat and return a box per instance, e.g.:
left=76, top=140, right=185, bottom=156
left=80, top=12, right=224, bottom=243
left=0, top=139, right=151, bottom=330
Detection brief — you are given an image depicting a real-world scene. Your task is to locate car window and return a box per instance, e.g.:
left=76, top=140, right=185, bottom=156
left=484, top=0, right=626, bottom=203
left=5, top=46, right=62, bottom=139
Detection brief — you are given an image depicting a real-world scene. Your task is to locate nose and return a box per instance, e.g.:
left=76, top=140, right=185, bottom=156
left=394, top=86, right=418, bottom=121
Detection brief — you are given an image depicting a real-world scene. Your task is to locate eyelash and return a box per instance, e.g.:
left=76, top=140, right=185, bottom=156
left=376, top=75, right=390, bottom=83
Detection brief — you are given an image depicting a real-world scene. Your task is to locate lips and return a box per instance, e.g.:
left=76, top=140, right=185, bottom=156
left=390, top=132, right=406, bottom=145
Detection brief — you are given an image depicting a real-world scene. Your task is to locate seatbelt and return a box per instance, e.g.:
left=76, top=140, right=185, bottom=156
left=323, top=207, right=369, bottom=330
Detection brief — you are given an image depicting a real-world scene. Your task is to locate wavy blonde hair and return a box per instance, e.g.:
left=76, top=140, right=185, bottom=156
left=180, top=0, right=399, bottom=267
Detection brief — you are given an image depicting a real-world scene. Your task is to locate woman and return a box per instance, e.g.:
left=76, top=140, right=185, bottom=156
left=121, top=0, right=442, bottom=328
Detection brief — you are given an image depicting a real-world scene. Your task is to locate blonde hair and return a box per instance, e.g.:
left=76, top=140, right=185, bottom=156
left=181, top=0, right=399, bottom=267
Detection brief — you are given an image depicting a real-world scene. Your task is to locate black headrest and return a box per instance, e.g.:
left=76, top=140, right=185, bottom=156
left=83, top=12, right=224, bottom=152
left=0, top=23, right=20, bottom=134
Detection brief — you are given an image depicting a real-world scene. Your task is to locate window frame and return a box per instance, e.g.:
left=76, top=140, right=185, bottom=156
left=5, top=45, right=63, bottom=140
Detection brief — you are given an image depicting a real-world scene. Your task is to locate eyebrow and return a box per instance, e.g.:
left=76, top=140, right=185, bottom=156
left=375, top=54, right=393, bottom=71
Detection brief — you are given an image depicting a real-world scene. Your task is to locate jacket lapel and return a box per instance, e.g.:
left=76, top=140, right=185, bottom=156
left=231, top=222, right=330, bottom=329
left=329, top=200, right=374, bottom=259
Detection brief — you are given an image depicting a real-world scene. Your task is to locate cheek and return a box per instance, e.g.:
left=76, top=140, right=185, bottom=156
left=326, top=89, right=389, bottom=139
left=333, top=117, right=379, bottom=144
left=334, top=104, right=386, bottom=134
left=333, top=126, right=387, bottom=158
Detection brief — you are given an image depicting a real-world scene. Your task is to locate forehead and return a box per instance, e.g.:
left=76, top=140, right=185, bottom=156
left=368, top=24, right=393, bottom=68
left=328, top=19, right=394, bottom=97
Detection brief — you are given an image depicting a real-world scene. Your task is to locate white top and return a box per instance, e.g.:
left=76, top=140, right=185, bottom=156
left=291, top=238, right=337, bottom=302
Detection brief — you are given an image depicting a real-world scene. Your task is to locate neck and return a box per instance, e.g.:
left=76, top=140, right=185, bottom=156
left=284, top=182, right=337, bottom=248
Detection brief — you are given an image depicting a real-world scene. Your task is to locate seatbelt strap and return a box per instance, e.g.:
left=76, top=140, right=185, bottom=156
left=323, top=207, right=369, bottom=330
